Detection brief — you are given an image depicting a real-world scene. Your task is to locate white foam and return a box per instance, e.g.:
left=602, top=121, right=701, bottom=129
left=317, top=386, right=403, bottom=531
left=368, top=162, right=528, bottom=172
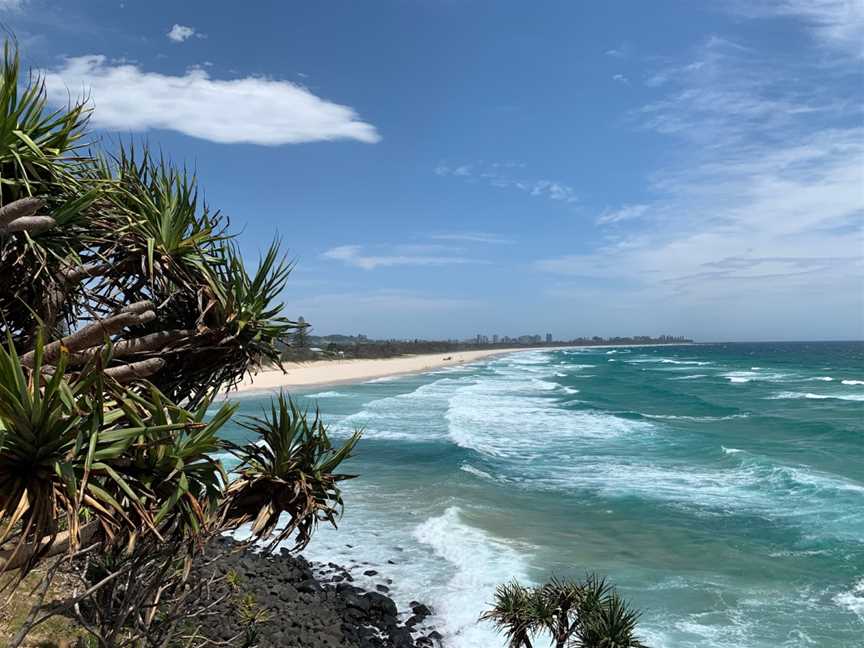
left=723, top=370, right=792, bottom=384
left=669, top=374, right=708, bottom=380
left=336, top=377, right=466, bottom=441
left=809, top=376, right=834, bottom=382
left=626, top=358, right=710, bottom=366
left=305, top=390, right=346, bottom=398
left=642, top=413, right=748, bottom=422
left=364, top=375, right=399, bottom=383
left=413, top=507, right=532, bottom=648
left=842, top=379, right=864, bottom=386
left=722, top=446, right=743, bottom=455
left=834, top=578, right=864, bottom=621
left=769, top=391, right=864, bottom=402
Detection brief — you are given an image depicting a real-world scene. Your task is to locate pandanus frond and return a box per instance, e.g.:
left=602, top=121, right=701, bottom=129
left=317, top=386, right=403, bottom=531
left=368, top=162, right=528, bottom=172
left=482, top=574, right=648, bottom=648
left=0, top=334, right=238, bottom=577
left=0, top=41, right=90, bottom=204
left=221, top=392, right=361, bottom=552
left=480, top=580, right=537, bottom=648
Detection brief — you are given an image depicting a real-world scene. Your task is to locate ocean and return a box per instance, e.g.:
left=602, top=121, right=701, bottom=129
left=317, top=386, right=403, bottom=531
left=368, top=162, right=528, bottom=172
left=221, top=342, right=864, bottom=648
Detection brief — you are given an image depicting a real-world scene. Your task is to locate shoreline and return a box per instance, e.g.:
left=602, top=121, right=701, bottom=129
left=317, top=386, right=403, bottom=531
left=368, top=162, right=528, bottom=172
left=235, top=343, right=693, bottom=394
left=235, top=348, right=526, bottom=394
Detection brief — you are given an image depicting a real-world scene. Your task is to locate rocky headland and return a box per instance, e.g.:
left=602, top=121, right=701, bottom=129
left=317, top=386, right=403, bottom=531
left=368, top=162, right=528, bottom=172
left=198, top=537, right=443, bottom=648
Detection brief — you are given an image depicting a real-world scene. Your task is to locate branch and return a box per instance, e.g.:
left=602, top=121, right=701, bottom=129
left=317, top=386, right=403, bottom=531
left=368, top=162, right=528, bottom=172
left=0, top=522, right=99, bottom=573
left=0, top=215, right=57, bottom=235
left=0, top=197, right=42, bottom=226
left=104, top=358, right=166, bottom=383
left=21, top=300, right=155, bottom=367
left=67, top=329, right=195, bottom=365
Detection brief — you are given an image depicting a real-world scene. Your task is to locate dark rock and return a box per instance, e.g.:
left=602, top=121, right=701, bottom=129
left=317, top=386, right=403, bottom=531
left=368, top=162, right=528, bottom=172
left=186, top=537, right=436, bottom=647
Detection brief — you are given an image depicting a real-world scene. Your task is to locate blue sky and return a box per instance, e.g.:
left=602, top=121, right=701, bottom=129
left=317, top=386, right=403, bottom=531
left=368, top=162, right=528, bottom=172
left=5, top=0, right=863, bottom=341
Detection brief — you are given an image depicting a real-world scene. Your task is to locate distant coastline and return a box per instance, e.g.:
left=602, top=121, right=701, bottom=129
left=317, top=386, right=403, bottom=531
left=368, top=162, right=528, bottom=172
left=236, top=342, right=693, bottom=393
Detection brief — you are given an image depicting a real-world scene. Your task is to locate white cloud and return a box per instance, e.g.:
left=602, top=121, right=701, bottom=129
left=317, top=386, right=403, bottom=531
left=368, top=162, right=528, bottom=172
left=536, top=36, right=864, bottom=337
left=43, top=56, right=380, bottom=145
left=167, top=24, right=199, bottom=43
left=597, top=204, right=650, bottom=225
left=435, top=162, right=578, bottom=204
left=430, top=232, right=514, bottom=244
left=0, top=0, right=24, bottom=11
left=321, top=244, right=485, bottom=270
left=612, top=74, right=630, bottom=85
left=604, top=44, right=631, bottom=59
left=728, top=0, right=864, bottom=58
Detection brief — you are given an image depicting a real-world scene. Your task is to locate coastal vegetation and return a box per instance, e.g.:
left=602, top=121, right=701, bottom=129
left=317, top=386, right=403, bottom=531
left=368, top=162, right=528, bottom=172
left=0, top=40, right=359, bottom=646
left=482, top=576, right=645, bottom=648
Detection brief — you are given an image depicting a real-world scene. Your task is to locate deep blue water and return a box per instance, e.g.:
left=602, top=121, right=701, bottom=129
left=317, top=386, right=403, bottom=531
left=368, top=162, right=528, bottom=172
left=221, top=342, right=864, bottom=647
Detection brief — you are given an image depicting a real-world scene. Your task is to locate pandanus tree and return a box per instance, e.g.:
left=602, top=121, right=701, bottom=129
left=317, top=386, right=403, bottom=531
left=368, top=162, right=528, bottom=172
left=481, top=575, right=647, bottom=648
left=0, top=41, right=361, bottom=647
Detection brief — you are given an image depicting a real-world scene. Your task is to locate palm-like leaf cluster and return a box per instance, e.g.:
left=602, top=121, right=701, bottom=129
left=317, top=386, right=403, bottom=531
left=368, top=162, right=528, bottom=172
left=0, top=38, right=361, bottom=645
left=481, top=575, right=647, bottom=648
left=0, top=334, right=239, bottom=576
left=0, top=48, right=303, bottom=401
left=223, top=392, right=360, bottom=552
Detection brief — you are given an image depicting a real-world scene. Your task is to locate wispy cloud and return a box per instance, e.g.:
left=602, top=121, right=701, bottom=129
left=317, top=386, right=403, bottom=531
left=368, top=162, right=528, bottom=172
left=43, top=56, right=380, bottom=145
left=166, top=24, right=202, bottom=43
left=597, top=204, right=650, bottom=225
left=726, top=0, right=864, bottom=58
left=430, top=232, right=514, bottom=244
left=537, top=34, right=864, bottom=325
left=604, top=43, right=631, bottom=59
left=435, top=161, right=578, bottom=204
left=0, top=0, right=24, bottom=11
left=612, top=74, right=630, bottom=85
left=321, top=244, right=486, bottom=270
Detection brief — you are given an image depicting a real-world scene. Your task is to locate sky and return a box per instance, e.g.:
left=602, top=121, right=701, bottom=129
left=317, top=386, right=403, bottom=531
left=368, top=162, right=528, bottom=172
left=3, top=0, right=863, bottom=341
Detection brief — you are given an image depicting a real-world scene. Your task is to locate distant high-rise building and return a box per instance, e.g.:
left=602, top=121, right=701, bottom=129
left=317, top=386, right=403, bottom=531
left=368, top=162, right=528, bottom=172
left=493, top=334, right=499, bottom=344
left=546, top=333, right=553, bottom=343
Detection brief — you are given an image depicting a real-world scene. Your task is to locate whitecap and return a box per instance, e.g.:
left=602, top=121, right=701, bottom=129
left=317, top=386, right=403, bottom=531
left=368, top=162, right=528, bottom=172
left=809, top=376, right=834, bottom=382
left=305, top=390, right=346, bottom=398
left=669, top=374, right=708, bottom=380
left=834, top=578, right=864, bottom=621
left=842, top=379, right=864, bottom=386
left=723, top=371, right=792, bottom=383
left=413, top=507, right=533, bottom=648
left=642, top=413, right=748, bottom=422
left=768, top=391, right=864, bottom=402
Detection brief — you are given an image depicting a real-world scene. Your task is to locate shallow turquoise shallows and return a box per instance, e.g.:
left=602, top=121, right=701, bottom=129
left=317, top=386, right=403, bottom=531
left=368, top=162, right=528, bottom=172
left=219, top=342, right=864, bottom=648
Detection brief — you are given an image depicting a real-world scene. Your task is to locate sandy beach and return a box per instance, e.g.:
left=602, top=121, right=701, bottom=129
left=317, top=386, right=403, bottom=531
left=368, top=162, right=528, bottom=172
left=236, top=348, right=529, bottom=393
left=235, top=344, right=695, bottom=393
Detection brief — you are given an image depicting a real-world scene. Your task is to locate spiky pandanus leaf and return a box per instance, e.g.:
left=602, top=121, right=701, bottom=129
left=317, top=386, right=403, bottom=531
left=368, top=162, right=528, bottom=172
left=482, top=574, right=648, bottom=648
left=481, top=580, right=537, bottom=648
left=221, top=392, right=361, bottom=552
left=0, top=43, right=99, bottom=345
left=0, top=334, right=239, bottom=576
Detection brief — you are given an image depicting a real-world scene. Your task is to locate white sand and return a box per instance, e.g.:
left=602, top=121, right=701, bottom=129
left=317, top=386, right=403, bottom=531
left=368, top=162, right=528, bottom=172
left=235, top=348, right=529, bottom=393
left=235, top=343, right=692, bottom=394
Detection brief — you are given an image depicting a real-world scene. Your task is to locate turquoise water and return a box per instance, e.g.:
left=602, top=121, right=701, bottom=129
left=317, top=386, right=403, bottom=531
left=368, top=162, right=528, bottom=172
left=221, top=342, right=864, bottom=647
